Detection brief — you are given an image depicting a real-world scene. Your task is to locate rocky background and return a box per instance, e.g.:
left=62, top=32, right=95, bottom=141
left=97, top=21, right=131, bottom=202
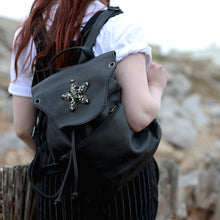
left=0, top=17, right=34, bottom=165
left=0, top=16, right=220, bottom=219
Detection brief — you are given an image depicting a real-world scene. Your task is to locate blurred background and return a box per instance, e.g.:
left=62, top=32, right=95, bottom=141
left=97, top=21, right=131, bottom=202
left=0, top=0, right=220, bottom=219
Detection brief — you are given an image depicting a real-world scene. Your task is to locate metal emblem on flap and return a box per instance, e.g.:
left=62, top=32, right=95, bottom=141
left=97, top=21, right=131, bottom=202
left=62, top=80, right=89, bottom=111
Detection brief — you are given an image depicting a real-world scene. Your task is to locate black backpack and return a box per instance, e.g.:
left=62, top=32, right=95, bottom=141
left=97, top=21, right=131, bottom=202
left=28, top=7, right=161, bottom=204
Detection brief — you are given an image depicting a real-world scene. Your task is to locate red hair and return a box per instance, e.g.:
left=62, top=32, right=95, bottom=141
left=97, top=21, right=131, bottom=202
left=14, top=0, right=110, bottom=77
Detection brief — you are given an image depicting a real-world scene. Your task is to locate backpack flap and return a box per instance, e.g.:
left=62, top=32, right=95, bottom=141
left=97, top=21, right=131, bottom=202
left=32, top=50, right=117, bottom=129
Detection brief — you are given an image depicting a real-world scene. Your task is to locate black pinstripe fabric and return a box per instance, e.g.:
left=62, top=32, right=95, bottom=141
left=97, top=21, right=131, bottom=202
left=32, top=26, right=159, bottom=220
left=35, top=142, right=159, bottom=220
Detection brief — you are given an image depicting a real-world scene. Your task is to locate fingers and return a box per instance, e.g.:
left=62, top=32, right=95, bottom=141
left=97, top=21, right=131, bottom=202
left=149, top=62, right=163, bottom=70
left=147, top=61, right=168, bottom=89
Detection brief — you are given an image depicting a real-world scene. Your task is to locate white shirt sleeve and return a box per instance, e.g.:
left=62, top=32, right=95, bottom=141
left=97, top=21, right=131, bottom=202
left=93, top=13, right=152, bottom=67
left=8, top=28, right=35, bottom=97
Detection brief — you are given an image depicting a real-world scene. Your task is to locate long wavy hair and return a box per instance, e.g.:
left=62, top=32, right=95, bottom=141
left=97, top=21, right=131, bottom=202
left=14, top=0, right=109, bottom=77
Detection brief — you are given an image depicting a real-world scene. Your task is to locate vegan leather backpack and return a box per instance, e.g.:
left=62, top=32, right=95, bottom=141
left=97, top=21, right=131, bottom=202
left=28, top=7, right=161, bottom=205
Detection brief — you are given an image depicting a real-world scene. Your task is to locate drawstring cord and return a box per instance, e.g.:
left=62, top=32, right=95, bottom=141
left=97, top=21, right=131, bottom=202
left=71, top=131, right=79, bottom=199
left=54, top=130, right=78, bottom=205
left=53, top=153, right=73, bottom=205
left=28, top=129, right=79, bottom=205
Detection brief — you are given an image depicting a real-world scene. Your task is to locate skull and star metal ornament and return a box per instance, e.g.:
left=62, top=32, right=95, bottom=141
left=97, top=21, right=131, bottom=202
left=61, top=80, right=89, bottom=111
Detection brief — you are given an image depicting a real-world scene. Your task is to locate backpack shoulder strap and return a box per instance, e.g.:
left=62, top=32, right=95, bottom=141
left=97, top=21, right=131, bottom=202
left=78, top=6, right=123, bottom=63
left=82, top=7, right=122, bottom=47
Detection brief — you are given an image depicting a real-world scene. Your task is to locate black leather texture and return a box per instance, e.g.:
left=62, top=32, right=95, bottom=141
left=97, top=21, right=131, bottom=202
left=32, top=50, right=117, bottom=128
left=29, top=7, right=161, bottom=202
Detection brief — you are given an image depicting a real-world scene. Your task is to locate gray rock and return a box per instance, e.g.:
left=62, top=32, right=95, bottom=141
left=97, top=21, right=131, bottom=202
left=182, top=93, right=211, bottom=127
left=179, top=156, right=220, bottom=220
left=157, top=160, right=179, bottom=220
left=159, top=96, right=197, bottom=148
left=214, top=139, right=220, bottom=150
left=164, top=73, right=192, bottom=98
left=179, top=170, right=199, bottom=188
left=195, top=156, right=220, bottom=209
left=0, top=130, right=26, bottom=153
left=204, top=99, right=220, bottom=119
left=159, top=96, right=188, bottom=119
left=0, top=93, right=13, bottom=122
left=0, top=88, right=8, bottom=98
left=161, top=116, right=197, bottom=149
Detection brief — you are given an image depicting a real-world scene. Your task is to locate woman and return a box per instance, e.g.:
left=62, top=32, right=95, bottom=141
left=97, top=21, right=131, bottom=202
left=9, top=0, right=168, bottom=219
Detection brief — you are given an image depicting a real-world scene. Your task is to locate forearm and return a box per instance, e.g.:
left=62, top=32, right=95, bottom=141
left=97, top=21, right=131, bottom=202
left=129, top=77, right=166, bottom=131
left=17, top=131, right=35, bottom=151
left=141, top=92, right=161, bottom=126
left=115, top=53, right=167, bottom=132
left=122, top=90, right=161, bottom=132
left=148, top=84, right=164, bottom=110
left=12, top=95, right=37, bottom=151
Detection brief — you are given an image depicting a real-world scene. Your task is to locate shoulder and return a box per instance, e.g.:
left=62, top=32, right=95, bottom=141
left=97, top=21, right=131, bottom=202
left=102, top=12, right=142, bottom=35
left=94, top=11, right=152, bottom=65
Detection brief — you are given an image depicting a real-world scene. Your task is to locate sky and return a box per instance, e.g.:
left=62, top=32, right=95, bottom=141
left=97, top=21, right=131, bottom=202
left=0, top=0, right=219, bottom=53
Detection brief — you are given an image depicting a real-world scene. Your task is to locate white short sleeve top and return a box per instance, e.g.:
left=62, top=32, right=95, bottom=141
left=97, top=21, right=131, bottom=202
left=8, top=1, right=152, bottom=97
